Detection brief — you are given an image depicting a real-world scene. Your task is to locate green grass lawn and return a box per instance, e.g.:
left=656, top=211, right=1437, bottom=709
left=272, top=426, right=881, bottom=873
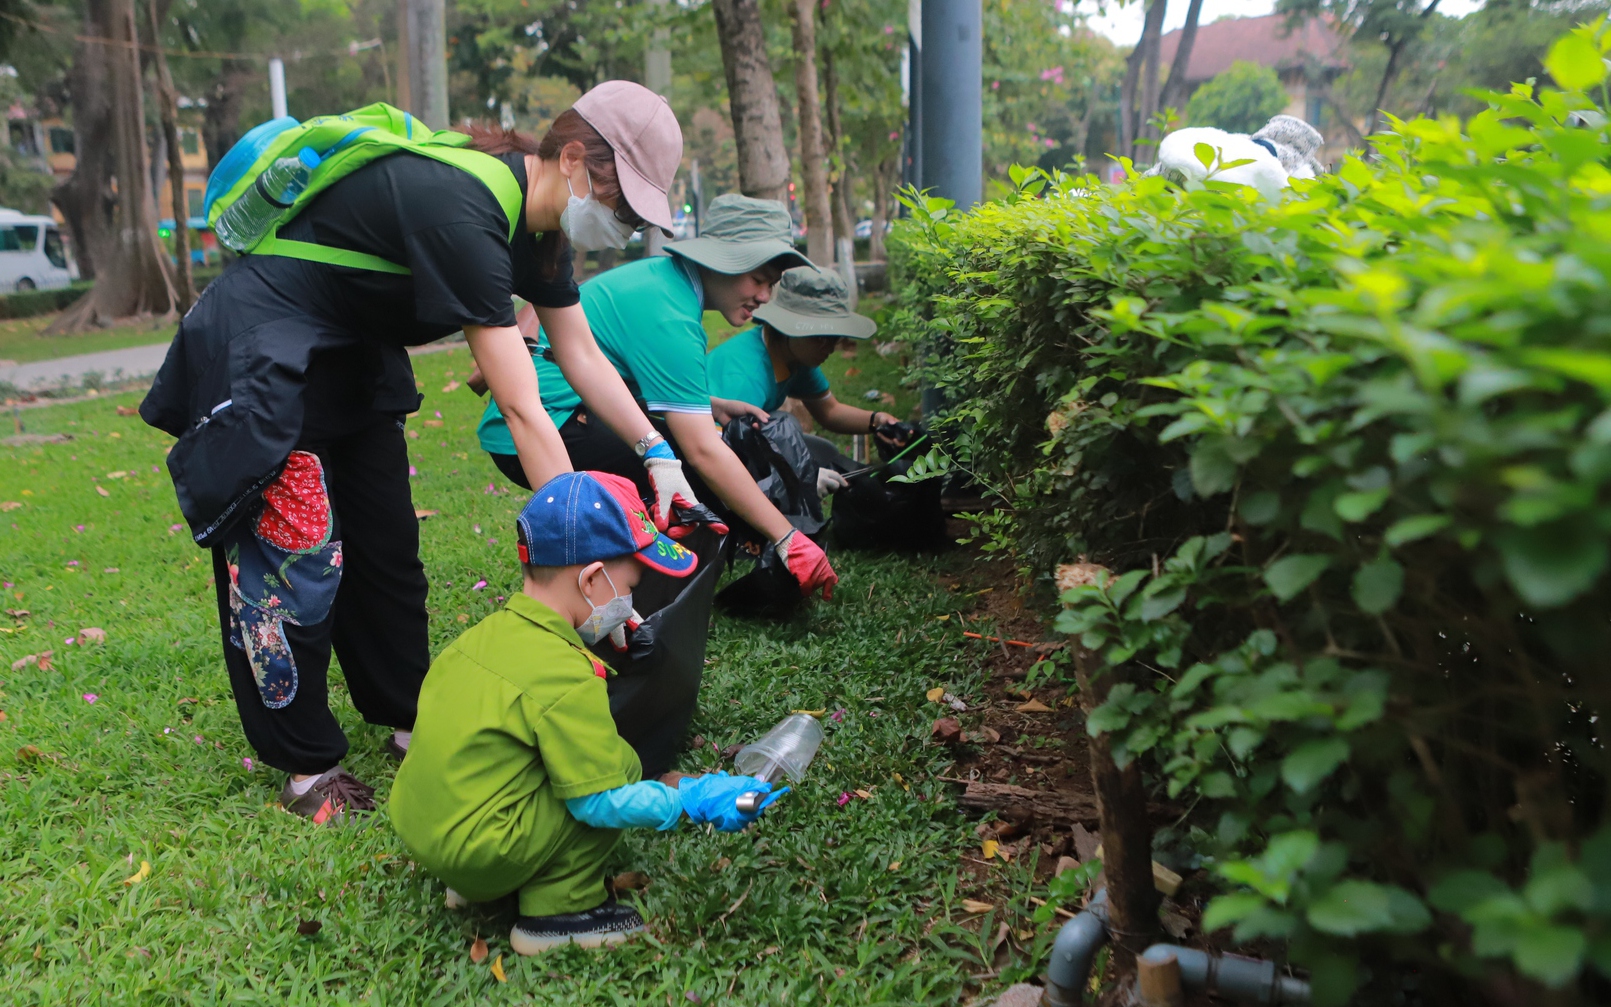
left=0, top=345, right=1052, bottom=1004
left=0, top=313, right=175, bottom=365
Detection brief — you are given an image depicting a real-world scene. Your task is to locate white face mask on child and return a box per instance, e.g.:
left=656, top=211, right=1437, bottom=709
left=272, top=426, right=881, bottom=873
left=576, top=567, right=634, bottom=645
left=559, top=170, right=637, bottom=252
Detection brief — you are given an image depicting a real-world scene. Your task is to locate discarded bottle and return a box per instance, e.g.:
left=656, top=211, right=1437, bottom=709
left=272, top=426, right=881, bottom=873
left=214, top=146, right=322, bottom=252
left=734, top=713, right=824, bottom=784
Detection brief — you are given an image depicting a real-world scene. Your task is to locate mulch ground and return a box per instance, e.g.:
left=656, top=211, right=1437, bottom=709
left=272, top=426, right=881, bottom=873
left=931, top=531, right=1233, bottom=1003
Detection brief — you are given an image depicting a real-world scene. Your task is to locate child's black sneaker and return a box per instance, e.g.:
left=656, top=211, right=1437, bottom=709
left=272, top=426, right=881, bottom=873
left=510, top=899, right=646, bottom=954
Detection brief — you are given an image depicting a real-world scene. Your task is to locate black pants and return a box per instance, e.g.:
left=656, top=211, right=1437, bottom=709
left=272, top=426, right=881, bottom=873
left=490, top=409, right=712, bottom=505
left=211, top=410, right=429, bottom=774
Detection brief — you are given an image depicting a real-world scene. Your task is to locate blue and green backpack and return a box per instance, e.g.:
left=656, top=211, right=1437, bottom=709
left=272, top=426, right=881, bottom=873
left=203, top=103, right=523, bottom=274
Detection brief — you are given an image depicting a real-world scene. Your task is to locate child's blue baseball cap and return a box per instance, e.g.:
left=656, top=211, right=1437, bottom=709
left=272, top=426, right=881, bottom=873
left=516, top=471, right=698, bottom=577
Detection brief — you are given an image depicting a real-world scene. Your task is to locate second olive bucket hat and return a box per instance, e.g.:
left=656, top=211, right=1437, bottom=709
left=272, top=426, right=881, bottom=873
left=753, top=266, right=877, bottom=339
left=665, top=194, right=810, bottom=275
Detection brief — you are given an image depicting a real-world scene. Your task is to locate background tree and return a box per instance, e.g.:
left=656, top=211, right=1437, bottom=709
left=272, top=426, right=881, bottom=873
left=49, top=0, right=178, bottom=332
left=1277, top=0, right=1445, bottom=144
left=1157, top=0, right=1205, bottom=118
left=1184, top=60, right=1288, bottom=133
left=982, top=0, right=1122, bottom=185
left=788, top=0, right=831, bottom=263
left=711, top=0, right=789, bottom=200
left=1118, top=0, right=1167, bottom=162
left=149, top=0, right=192, bottom=313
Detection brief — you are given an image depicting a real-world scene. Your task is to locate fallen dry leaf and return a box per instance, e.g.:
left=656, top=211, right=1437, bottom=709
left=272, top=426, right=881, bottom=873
left=115, top=405, right=139, bottom=416
left=0, top=501, right=21, bottom=511
left=296, top=919, right=322, bottom=936
left=790, top=708, right=826, bottom=716
left=36, top=651, right=53, bottom=672
left=1015, top=699, right=1052, bottom=713
left=9, top=655, right=33, bottom=671
left=844, top=367, right=862, bottom=377
left=611, top=871, right=651, bottom=892
left=0, top=711, right=8, bottom=722
left=888, top=860, right=902, bottom=871
left=6, top=609, right=28, bottom=618
left=931, top=717, right=963, bottom=745
left=95, top=485, right=110, bottom=497
left=972, top=726, right=1002, bottom=745
left=442, top=380, right=461, bottom=393
left=490, top=954, right=507, bottom=982
left=107, top=471, right=128, bottom=480
left=925, top=686, right=945, bottom=703
left=470, top=936, right=488, bottom=963
left=414, top=509, right=439, bottom=520
left=16, top=744, right=42, bottom=760
left=853, top=789, right=873, bottom=800
left=1054, top=855, right=1080, bottom=877
left=981, top=839, right=1001, bottom=860
left=423, top=419, right=444, bottom=428
left=123, top=860, right=151, bottom=886
left=961, top=898, right=995, bottom=914
left=78, top=627, right=106, bottom=644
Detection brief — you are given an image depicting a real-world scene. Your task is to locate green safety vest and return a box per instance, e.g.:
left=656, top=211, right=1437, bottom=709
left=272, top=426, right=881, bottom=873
left=204, top=103, right=524, bottom=275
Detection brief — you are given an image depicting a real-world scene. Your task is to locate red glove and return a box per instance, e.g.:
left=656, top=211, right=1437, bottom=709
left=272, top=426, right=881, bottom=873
left=776, top=530, right=837, bottom=600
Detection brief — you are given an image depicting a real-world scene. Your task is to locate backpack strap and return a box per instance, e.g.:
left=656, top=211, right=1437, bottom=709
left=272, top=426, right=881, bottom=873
left=250, top=144, right=525, bottom=275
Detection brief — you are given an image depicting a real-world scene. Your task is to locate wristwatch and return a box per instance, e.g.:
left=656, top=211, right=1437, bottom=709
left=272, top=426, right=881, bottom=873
left=868, top=412, right=880, bottom=433
left=632, top=431, right=665, bottom=458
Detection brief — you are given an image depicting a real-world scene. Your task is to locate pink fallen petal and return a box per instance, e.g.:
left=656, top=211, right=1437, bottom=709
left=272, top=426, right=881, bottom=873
left=66, top=560, right=79, bottom=567
left=487, top=538, right=498, bottom=546
left=837, top=792, right=852, bottom=807
left=829, top=708, right=846, bottom=723
left=472, top=579, right=488, bottom=590
left=74, top=525, right=84, bottom=532
left=408, top=466, right=418, bottom=477
left=82, top=693, right=97, bottom=703
left=168, top=524, right=183, bottom=534
left=243, top=757, right=254, bottom=771
left=193, top=735, right=204, bottom=745
left=434, top=410, right=442, bottom=418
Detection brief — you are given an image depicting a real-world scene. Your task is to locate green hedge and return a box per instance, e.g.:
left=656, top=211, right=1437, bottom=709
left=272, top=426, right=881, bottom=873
left=888, top=24, right=1611, bottom=1005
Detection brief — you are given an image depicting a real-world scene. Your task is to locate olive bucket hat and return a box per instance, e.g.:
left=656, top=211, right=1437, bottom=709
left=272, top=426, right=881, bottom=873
left=753, top=266, right=877, bottom=339
left=665, top=194, right=809, bottom=275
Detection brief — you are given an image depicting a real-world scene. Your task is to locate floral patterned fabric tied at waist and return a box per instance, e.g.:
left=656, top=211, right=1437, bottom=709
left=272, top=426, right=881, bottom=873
left=224, top=450, right=343, bottom=709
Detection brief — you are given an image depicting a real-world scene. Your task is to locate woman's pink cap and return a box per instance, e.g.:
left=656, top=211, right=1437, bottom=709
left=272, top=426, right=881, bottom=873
left=572, top=80, right=682, bottom=235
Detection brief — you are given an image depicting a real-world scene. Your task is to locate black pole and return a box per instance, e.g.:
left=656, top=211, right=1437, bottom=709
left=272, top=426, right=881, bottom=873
left=918, top=0, right=981, bottom=207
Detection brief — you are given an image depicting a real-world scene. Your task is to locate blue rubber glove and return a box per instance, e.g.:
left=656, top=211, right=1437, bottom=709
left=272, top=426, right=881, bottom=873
left=677, top=772, right=790, bottom=832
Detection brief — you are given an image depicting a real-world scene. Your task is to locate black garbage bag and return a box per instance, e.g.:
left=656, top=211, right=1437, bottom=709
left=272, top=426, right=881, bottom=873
left=594, top=526, right=724, bottom=778
left=719, top=412, right=825, bottom=549
left=713, top=536, right=803, bottom=618
left=830, top=429, right=949, bottom=552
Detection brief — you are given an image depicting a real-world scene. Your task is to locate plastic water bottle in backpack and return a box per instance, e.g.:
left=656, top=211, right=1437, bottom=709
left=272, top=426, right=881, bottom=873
left=214, top=147, right=322, bottom=252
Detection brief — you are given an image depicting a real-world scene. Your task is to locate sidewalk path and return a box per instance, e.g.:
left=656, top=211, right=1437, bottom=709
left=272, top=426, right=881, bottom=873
left=0, top=340, right=172, bottom=392
left=2, top=335, right=467, bottom=396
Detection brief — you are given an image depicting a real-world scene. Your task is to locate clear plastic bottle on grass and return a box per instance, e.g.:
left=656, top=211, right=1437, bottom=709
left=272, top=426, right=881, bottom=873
left=214, top=147, right=321, bottom=252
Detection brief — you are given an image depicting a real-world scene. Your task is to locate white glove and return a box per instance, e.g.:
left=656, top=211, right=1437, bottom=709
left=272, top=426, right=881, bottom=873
left=644, top=455, right=699, bottom=528
left=815, top=468, right=849, bottom=499
left=607, top=609, right=645, bottom=651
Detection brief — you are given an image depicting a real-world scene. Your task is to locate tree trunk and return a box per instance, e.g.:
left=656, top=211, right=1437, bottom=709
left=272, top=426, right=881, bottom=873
left=868, top=156, right=891, bottom=262
left=46, top=0, right=176, bottom=334
left=1135, top=0, right=1167, bottom=164
left=712, top=0, right=790, bottom=202
left=202, top=59, right=252, bottom=175
left=1157, top=0, right=1203, bottom=121
left=1364, top=38, right=1405, bottom=147
left=788, top=0, right=832, bottom=265
left=823, top=47, right=854, bottom=253
left=150, top=0, right=193, bottom=313
left=1073, top=644, right=1159, bottom=971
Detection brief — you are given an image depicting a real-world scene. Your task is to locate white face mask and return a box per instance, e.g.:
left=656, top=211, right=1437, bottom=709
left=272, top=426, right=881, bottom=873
left=559, top=170, right=636, bottom=252
left=576, top=566, right=634, bottom=645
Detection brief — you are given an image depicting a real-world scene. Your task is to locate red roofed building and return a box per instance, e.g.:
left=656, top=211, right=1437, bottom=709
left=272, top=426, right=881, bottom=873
left=1159, top=13, right=1356, bottom=165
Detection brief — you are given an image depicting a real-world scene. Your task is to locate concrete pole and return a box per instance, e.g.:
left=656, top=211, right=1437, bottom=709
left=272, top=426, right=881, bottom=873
left=406, top=0, right=449, bottom=129
left=268, top=57, right=287, bottom=119
left=918, top=0, right=980, bottom=207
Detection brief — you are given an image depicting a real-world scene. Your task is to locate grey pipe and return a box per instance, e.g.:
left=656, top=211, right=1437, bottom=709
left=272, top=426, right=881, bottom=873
left=1140, top=944, right=1311, bottom=1005
left=1040, top=889, right=1110, bottom=1007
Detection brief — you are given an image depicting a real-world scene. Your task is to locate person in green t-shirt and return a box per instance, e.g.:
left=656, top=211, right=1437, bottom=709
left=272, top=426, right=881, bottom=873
left=390, top=470, right=786, bottom=955
left=474, top=194, right=839, bottom=600
left=707, top=265, right=913, bottom=498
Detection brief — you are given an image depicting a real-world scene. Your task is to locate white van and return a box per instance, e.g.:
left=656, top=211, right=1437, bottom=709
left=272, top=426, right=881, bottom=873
left=0, top=209, right=78, bottom=292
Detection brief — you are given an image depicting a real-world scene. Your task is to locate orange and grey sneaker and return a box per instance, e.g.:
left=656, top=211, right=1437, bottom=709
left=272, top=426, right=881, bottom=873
left=278, top=766, right=376, bottom=824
